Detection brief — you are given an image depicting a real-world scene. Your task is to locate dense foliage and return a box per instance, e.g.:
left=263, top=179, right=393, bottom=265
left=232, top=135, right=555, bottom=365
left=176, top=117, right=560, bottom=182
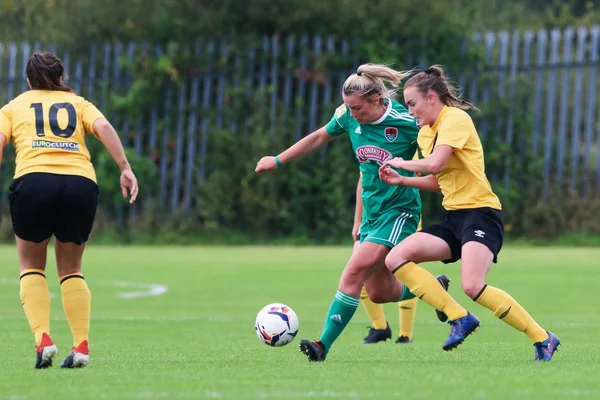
left=0, top=0, right=598, bottom=243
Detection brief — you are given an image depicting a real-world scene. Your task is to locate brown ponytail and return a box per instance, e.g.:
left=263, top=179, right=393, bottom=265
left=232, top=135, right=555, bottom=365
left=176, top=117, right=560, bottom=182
left=26, top=52, right=73, bottom=93
left=405, top=65, right=478, bottom=111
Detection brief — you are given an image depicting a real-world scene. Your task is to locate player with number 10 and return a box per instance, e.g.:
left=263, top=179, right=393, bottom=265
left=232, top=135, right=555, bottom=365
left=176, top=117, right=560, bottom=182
left=0, top=51, right=139, bottom=369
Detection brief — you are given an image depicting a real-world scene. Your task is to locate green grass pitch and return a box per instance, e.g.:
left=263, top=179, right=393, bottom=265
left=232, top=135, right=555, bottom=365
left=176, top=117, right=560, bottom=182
left=0, top=245, right=598, bottom=399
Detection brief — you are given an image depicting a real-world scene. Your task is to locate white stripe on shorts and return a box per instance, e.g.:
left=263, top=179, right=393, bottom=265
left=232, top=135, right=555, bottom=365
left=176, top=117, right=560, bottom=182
left=388, top=212, right=410, bottom=244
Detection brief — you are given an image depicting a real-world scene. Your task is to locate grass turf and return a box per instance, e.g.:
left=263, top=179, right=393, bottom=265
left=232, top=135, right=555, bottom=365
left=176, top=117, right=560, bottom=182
left=0, top=245, right=597, bottom=399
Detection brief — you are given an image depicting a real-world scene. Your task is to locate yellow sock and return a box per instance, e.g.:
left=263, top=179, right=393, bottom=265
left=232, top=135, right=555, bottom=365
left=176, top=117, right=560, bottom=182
left=393, top=262, right=467, bottom=320
left=360, top=286, right=387, bottom=329
left=20, top=269, right=51, bottom=346
left=60, top=273, right=91, bottom=346
left=398, top=298, right=418, bottom=340
left=475, top=285, right=548, bottom=343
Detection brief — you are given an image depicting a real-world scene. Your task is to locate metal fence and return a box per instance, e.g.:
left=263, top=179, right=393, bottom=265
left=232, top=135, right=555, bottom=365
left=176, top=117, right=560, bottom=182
left=1, top=26, right=599, bottom=218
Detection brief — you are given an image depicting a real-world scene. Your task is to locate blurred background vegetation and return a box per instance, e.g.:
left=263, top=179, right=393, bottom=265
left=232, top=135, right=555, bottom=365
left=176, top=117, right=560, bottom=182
left=0, top=0, right=599, bottom=244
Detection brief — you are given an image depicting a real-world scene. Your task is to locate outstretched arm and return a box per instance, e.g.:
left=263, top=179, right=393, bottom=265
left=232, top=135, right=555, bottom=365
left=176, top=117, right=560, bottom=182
left=255, top=125, right=334, bottom=173
left=384, top=145, right=454, bottom=175
left=379, top=165, right=441, bottom=192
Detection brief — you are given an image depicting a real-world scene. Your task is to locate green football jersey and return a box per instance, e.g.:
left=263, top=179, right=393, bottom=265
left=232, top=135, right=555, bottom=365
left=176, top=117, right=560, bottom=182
left=325, top=99, right=421, bottom=220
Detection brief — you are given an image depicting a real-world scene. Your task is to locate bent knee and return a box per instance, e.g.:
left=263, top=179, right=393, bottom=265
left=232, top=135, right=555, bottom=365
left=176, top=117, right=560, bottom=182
left=340, top=265, right=371, bottom=292
left=462, top=281, right=486, bottom=299
left=368, top=291, right=389, bottom=304
left=384, top=250, right=409, bottom=271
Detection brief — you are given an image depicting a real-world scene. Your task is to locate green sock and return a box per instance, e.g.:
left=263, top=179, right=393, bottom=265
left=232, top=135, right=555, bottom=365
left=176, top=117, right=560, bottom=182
left=318, top=290, right=360, bottom=353
left=397, top=283, right=416, bottom=301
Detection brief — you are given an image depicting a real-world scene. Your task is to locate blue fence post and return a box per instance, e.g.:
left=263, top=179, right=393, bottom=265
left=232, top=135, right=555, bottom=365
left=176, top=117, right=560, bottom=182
left=216, top=41, right=228, bottom=130
left=281, top=36, right=296, bottom=141
left=569, top=27, right=587, bottom=192
left=243, top=45, right=256, bottom=137
left=294, top=35, right=309, bottom=142
left=479, top=31, right=496, bottom=140
left=282, top=36, right=295, bottom=139
left=144, top=45, right=163, bottom=206
left=531, top=29, right=548, bottom=157
left=336, top=39, right=350, bottom=108
left=556, top=27, right=573, bottom=185
left=467, top=33, right=481, bottom=109
left=86, top=44, right=97, bottom=100
left=99, top=43, right=112, bottom=112
left=19, top=43, right=31, bottom=93
left=492, top=31, right=509, bottom=184
left=309, top=35, right=322, bottom=136
left=170, top=82, right=187, bottom=215
left=198, top=41, right=215, bottom=190
left=584, top=27, right=599, bottom=193
left=503, top=29, right=521, bottom=190
left=542, top=29, right=562, bottom=200
left=183, top=41, right=201, bottom=215
left=158, top=54, right=172, bottom=211
left=269, top=35, right=279, bottom=139
left=1, top=43, right=18, bottom=207
left=322, top=36, right=335, bottom=120
left=230, top=50, right=242, bottom=135
left=7, top=43, right=17, bottom=100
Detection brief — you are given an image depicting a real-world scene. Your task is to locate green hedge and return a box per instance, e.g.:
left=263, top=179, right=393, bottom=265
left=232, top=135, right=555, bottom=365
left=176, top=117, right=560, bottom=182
left=1, top=0, right=599, bottom=244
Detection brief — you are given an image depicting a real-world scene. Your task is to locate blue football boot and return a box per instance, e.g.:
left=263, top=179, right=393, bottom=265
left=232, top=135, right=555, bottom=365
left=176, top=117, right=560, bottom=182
left=442, top=312, right=480, bottom=351
left=534, top=331, right=560, bottom=361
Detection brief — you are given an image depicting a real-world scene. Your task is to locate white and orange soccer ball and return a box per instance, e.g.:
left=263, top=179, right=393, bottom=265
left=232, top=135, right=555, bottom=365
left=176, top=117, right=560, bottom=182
left=254, top=303, right=299, bottom=347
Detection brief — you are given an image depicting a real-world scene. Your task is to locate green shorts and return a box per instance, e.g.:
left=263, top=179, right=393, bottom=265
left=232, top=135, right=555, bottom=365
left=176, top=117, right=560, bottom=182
left=359, top=210, right=420, bottom=249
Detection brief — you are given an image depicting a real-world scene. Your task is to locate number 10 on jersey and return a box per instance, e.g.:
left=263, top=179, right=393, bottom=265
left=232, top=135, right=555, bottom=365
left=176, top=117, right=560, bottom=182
left=30, top=102, right=77, bottom=139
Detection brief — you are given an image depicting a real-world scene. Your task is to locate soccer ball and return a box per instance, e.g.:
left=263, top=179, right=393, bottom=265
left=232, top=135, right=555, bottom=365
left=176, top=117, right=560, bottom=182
left=254, top=303, right=299, bottom=347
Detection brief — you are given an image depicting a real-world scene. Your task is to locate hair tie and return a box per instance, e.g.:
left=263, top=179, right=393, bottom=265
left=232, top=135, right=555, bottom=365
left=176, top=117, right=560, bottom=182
left=424, top=69, right=433, bottom=75
left=357, top=71, right=363, bottom=76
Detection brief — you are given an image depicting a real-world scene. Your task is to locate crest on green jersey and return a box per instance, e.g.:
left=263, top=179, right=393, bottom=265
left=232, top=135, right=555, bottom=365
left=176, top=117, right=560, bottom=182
left=384, top=127, right=398, bottom=142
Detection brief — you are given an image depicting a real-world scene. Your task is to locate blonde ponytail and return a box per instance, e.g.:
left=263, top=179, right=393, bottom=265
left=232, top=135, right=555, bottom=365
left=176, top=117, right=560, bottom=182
left=342, top=63, right=413, bottom=100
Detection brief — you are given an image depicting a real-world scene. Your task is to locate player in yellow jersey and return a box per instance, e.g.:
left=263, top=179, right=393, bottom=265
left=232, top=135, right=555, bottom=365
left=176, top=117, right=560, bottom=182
left=379, top=65, right=559, bottom=361
left=0, top=52, right=139, bottom=369
left=354, top=174, right=449, bottom=344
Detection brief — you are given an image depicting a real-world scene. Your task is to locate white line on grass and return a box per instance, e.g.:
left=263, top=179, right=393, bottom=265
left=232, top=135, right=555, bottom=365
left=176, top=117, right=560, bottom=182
left=113, top=281, right=168, bottom=299
left=128, top=392, right=405, bottom=399
left=0, top=315, right=231, bottom=322
left=254, top=392, right=382, bottom=398
left=0, top=278, right=168, bottom=300
left=132, top=393, right=223, bottom=399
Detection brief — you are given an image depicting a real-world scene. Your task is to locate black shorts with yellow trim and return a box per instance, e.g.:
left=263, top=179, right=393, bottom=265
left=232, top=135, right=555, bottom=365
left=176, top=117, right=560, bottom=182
left=420, top=207, right=504, bottom=264
left=8, top=172, right=99, bottom=244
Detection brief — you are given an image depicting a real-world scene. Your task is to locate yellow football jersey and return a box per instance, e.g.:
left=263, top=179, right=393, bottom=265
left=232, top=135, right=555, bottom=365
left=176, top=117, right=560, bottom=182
left=412, top=151, right=424, bottom=229
left=0, top=90, right=104, bottom=182
left=417, top=106, right=501, bottom=211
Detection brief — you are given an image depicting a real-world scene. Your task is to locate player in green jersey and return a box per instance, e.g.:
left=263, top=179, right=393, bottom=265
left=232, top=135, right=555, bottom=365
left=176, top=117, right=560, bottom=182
left=353, top=173, right=445, bottom=345
left=255, top=63, right=449, bottom=362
